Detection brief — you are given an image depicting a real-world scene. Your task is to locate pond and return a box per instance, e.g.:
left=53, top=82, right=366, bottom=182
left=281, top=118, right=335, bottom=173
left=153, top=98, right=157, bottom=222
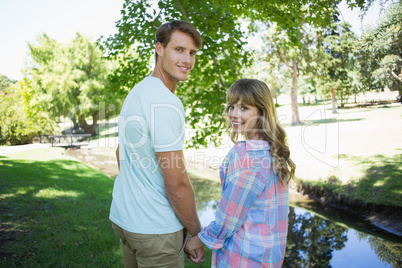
left=196, top=195, right=402, bottom=268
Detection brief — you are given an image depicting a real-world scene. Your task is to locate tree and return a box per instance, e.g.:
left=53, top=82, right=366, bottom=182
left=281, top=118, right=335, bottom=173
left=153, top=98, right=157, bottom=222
left=99, top=0, right=381, bottom=146
left=0, top=80, right=55, bottom=145
left=0, top=74, right=17, bottom=92
left=27, top=33, right=114, bottom=136
left=318, top=22, right=357, bottom=111
left=258, top=23, right=321, bottom=124
left=299, top=75, right=318, bottom=104
left=356, top=1, right=402, bottom=101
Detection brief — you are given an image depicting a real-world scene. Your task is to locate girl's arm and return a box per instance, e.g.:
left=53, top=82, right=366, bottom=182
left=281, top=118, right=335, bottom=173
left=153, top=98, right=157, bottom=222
left=198, top=150, right=267, bottom=250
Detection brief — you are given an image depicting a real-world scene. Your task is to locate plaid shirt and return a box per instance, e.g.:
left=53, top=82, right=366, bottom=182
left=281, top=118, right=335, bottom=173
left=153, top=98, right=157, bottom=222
left=198, top=140, right=289, bottom=268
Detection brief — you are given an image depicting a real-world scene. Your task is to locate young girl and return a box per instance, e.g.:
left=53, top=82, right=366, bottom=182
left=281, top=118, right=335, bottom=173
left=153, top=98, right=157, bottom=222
left=185, top=79, right=295, bottom=267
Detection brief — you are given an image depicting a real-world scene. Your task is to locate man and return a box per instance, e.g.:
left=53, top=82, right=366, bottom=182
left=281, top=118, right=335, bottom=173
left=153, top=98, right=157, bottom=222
left=110, top=20, right=205, bottom=267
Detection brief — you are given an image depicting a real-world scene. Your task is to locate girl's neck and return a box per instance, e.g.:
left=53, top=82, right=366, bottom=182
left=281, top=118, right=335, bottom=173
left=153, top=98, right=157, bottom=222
left=244, top=132, right=264, bottom=141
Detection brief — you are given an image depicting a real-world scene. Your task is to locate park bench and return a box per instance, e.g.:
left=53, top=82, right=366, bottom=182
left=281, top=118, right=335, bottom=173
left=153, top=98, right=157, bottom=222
left=49, top=134, right=91, bottom=147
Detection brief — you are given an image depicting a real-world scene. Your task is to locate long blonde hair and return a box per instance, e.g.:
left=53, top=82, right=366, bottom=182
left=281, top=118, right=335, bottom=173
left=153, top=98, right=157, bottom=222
left=225, top=79, right=296, bottom=183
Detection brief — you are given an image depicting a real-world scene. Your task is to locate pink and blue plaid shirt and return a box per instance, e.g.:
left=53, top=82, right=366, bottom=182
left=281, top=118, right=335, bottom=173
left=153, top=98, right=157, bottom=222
left=198, top=140, right=289, bottom=268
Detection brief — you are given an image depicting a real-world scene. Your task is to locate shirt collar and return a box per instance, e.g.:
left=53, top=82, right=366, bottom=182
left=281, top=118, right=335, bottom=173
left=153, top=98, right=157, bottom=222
left=237, top=140, right=270, bottom=151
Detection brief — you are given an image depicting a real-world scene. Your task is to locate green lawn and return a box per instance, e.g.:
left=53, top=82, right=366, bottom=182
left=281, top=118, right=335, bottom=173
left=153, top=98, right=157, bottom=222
left=0, top=148, right=121, bottom=267
left=0, top=148, right=214, bottom=267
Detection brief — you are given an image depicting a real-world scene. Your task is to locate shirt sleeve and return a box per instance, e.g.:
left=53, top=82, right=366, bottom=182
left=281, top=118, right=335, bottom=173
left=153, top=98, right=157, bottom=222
left=198, top=149, right=266, bottom=250
left=151, top=100, right=185, bottom=152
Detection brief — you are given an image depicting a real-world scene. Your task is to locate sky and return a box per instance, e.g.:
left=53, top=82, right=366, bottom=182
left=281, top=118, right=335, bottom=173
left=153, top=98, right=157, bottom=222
left=0, top=0, right=389, bottom=81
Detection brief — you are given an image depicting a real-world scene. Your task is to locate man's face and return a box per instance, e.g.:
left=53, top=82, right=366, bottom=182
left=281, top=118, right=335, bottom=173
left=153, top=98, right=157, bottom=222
left=157, top=31, right=198, bottom=85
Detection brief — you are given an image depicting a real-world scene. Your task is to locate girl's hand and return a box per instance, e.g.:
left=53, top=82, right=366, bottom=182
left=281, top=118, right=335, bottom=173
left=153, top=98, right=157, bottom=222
left=185, top=236, right=206, bottom=264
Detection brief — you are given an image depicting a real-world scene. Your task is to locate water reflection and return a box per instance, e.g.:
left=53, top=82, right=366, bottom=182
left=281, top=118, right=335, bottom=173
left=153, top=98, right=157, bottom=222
left=284, top=206, right=348, bottom=267
left=193, top=186, right=402, bottom=268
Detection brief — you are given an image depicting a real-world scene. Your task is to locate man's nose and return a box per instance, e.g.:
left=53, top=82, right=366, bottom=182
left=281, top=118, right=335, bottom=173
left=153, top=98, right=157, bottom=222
left=182, top=52, right=191, bottom=63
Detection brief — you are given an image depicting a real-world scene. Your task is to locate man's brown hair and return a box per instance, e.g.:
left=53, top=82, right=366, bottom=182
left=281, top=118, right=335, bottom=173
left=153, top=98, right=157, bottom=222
left=155, top=20, right=202, bottom=61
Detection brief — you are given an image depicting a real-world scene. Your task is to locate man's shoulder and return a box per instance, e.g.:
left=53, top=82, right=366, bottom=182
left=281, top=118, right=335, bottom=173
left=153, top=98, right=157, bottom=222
left=135, top=77, right=183, bottom=105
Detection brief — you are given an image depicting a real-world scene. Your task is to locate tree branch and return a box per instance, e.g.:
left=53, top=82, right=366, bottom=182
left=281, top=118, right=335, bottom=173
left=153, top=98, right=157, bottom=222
left=278, top=48, right=292, bottom=69
left=175, top=0, right=190, bottom=22
left=389, top=68, right=402, bottom=83
left=212, top=57, right=229, bottom=88
left=223, top=50, right=238, bottom=78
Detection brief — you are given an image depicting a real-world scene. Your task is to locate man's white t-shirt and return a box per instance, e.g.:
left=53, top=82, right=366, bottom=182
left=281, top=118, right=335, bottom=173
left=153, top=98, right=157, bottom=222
left=110, top=76, right=185, bottom=234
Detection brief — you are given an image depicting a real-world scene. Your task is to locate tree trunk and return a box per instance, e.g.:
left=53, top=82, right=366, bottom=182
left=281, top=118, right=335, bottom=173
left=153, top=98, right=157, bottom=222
left=340, top=91, right=344, bottom=108
left=399, top=89, right=402, bottom=103
left=331, top=89, right=337, bottom=113
left=79, top=111, right=99, bottom=136
left=291, top=60, right=301, bottom=125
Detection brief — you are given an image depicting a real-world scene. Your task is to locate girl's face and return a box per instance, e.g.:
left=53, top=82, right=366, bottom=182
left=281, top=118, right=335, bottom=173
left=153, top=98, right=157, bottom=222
left=227, top=101, right=261, bottom=139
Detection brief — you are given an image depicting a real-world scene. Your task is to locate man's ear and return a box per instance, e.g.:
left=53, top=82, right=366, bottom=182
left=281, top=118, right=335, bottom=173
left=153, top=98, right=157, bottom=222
left=156, top=42, right=163, bottom=58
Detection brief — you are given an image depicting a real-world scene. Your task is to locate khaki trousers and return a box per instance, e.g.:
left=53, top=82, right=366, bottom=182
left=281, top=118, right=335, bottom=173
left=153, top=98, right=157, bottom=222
left=112, top=222, right=186, bottom=268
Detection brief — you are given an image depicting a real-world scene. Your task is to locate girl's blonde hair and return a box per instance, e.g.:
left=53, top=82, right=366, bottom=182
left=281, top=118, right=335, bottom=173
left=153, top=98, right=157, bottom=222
left=225, top=79, right=296, bottom=183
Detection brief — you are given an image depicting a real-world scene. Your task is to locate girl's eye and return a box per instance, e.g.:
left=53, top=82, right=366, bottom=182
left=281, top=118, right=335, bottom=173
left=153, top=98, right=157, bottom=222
left=228, top=105, right=234, bottom=110
left=241, top=106, right=248, bottom=111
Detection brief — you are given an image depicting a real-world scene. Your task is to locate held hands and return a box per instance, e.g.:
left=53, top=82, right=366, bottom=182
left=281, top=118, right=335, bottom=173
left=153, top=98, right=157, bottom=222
left=185, top=235, right=206, bottom=264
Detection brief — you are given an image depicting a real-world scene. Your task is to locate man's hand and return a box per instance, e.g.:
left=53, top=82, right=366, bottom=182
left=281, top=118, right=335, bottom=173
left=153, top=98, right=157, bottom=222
left=185, top=235, right=206, bottom=264
left=186, top=247, right=206, bottom=264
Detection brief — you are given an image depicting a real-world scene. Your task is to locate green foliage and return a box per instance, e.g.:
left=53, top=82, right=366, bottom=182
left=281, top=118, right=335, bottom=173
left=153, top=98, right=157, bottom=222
left=318, top=22, right=357, bottom=107
left=245, top=0, right=339, bottom=48
left=0, top=82, right=55, bottom=145
left=27, top=33, right=115, bottom=136
left=356, top=1, right=402, bottom=99
left=0, top=74, right=17, bottom=92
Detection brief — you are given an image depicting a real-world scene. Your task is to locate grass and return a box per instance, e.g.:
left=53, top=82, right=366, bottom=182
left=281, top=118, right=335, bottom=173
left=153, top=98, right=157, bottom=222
left=296, top=153, right=402, bottom=207
left=0, top=148, right=215, bottom=267
left=0, top=148, right=121, bottom=267
left=336, top=154, right=402, bottom=206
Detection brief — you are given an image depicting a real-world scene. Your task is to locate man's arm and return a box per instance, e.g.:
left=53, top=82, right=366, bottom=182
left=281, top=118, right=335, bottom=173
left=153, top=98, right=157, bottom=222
left=156, top=150, right=201, bottom=237
left=116, top=145, right=120, bottom=171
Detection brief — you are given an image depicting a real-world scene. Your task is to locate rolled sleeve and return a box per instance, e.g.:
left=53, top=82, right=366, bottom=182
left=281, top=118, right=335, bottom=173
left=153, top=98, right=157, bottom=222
left=198, top=150, right=266, bottom=250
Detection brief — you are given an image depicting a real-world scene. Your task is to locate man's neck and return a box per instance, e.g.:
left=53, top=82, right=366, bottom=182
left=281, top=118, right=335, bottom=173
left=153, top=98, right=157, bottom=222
left=150, top=66, right=178, bottom=93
